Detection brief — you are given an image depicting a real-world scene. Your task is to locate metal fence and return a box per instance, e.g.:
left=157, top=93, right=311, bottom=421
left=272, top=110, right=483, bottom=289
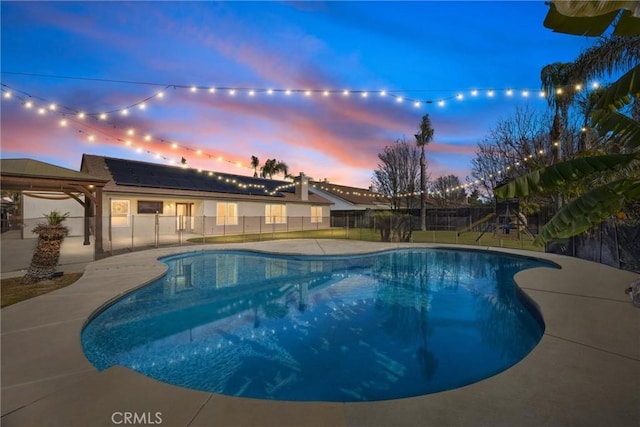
left=13, top=209, right=554, bottom=256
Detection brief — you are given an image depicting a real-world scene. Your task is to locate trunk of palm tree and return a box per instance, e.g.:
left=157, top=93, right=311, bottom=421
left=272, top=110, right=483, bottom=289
left=420, top=146, right=426, bottom=231
left=22, top=224, right=69, bottom=283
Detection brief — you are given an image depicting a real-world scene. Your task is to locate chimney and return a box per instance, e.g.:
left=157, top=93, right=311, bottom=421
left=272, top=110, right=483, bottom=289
left=295, top=172, right=309, bottom=201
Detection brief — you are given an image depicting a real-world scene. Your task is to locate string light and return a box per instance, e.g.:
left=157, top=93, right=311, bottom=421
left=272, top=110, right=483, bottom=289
left=1, top=80, right=600, bottom=195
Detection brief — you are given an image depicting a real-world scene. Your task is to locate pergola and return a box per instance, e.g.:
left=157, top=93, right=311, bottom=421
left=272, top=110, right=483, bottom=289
left=0, top=158, right=109, bottom=257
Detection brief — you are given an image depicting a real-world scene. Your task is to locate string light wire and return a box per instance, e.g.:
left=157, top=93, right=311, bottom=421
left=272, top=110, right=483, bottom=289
left=1, top=74, right=598, bottom=194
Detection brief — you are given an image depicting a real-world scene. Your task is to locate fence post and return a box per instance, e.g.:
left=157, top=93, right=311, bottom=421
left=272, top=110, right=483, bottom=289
left=155, top=214, right=159, bottom=248
left=201, top=215, right=206, bottom=244
left=242, top=216, right=246, bottom=243
left=131, top=214, right=135, bottom=250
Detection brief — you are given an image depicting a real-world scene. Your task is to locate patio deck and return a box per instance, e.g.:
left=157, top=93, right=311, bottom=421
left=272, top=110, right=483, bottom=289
left=1, top=240, right=638, bottom=426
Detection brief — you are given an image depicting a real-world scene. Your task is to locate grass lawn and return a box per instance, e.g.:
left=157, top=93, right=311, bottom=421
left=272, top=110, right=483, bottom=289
left=1, top=272, right=83, bottom=308
left=188, top=228, right=543, bottom=252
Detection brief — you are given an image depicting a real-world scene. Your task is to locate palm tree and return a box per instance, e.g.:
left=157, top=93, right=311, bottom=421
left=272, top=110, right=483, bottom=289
left=495, top=2, right=640, bottom=246
left=260, top=158, right=290, bottom=179
left=22, top=211, right=70, bottom=283
left=251, top=155, right=260, bottom=178
left=541, top=62, right=574, bottom=162
left=415, top=114, right=434, bottom=231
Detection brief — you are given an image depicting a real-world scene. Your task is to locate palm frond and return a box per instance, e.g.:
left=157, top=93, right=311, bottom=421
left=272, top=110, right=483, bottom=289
left=571, top=36, right=640, bottom=83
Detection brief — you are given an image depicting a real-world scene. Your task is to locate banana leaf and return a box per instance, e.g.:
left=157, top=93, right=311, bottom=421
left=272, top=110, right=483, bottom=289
left=534, top=178, right=640, bottom=245
left=593, top=64, right=640, bottom=111
left=590, top=110, right=640, bottom=150
left=494, top=154, right=640, bottom=199
left=544, top=1, right=640, bottom=36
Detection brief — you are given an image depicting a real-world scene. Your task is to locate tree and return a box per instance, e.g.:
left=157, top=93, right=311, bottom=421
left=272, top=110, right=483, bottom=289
left=496, top=1, right=640, bottom=246
left=22, top=211, right=70, bottom=283
left=372, top=138, right=421, bottom=211
left=541, top=62, right=574, bottom=163
left=260, top=158, right=289, bottom=179
left=470, top=106, right=558, bottom=200
left=415, top=114, right=434, bottom=231
left=430, top=175, right=466, bottom=207
left=251, top=155, right=260, bottom=178
left=372, top=138, right=421, bottom=242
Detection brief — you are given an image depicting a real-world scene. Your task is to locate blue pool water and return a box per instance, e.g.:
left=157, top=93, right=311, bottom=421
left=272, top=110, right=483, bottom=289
left=82, top=248, right=558, bottom=402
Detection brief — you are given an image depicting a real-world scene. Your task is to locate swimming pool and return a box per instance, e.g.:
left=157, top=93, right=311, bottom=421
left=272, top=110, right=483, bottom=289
left=82, top=248, right=557, bottom=402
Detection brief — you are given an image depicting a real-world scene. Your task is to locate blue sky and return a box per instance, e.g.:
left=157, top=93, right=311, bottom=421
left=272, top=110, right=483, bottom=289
left=1, top=1, right=596, bottom=187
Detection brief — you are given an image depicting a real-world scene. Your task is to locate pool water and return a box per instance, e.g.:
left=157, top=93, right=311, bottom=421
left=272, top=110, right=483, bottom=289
left=82, top=248, right=557, bottom=402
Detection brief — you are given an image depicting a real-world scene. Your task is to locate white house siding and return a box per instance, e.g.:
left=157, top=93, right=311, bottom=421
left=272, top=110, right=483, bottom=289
left=100, top=194, right=330, bottom=251
left=22, top=192, right=86, bottom=238
left=201, top=200, right=330, bottom=236
left=307, top=190, right=357, bottom=211
left=103, top=194, right=205, bottom=250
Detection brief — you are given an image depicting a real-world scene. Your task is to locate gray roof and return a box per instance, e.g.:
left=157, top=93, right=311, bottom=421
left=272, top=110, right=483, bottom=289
left=0, top=158, right=109, bottom=183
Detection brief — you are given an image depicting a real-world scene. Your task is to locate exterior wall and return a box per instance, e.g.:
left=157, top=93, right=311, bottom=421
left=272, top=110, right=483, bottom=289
left=103, top=194, right=203, bottom=249
left=102, top=192, right=330, bottom=252
left=22, top=192, right=86, bottom=238
left=310, top=190, right=356, bottom=211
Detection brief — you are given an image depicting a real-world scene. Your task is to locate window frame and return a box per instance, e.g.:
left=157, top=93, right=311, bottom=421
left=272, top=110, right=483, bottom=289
left=216, top=202, right=238, bottom=225
left=310, top=205, right=323, bottom=223
left=265, top=204, right=287, bottom=224
left=137, top=200, right=164, bottom=214
left=110, top=199, right=130, bottom=227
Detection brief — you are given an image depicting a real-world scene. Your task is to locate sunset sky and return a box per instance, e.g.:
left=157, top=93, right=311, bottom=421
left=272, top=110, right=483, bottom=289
left=1, top=1, right=596, bottom=188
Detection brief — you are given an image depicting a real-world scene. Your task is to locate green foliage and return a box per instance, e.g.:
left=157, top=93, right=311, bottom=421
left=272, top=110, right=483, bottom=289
left=497, top=2, right=640, bottom=245
left=373, top=211, right=412, bottom=242
left=593, top=64, right=640, bottom=111
left=544, top=1, right=640, bottom=36
left=260, top=158, right=289, bottom=179
left=591, top=109, right=640, bottom=149
left=533, top=178, right=640, bottom=245
left=495, top=154, right=639, bottom=199
left=43, top=211, right=70, bottom=226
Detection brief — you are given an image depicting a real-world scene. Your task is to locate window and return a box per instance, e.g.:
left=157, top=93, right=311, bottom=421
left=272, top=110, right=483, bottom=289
left=311, top=206, right=323, bottom=223
left=216, top=202, right=238, bottom=225
left=137, top=200, right=163, bottom=214
left=110, top=199, right=130, bottom=227
left=265, top=204, right=286, bottom=224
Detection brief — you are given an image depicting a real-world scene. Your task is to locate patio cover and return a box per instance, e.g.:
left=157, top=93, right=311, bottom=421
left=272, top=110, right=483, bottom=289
left=0, top=158, right=109, bottom=256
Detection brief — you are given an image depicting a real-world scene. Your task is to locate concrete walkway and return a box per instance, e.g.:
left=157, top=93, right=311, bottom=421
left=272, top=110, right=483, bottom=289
left=1, top=240, right=639, bottom=426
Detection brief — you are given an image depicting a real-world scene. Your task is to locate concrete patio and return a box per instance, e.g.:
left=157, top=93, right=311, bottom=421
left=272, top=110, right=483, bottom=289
left=1, top=239, right=639, bottom=426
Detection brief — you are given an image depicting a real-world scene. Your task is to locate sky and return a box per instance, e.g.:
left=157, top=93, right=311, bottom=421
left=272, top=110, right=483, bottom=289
left=0, top=1, right=597, bottom=188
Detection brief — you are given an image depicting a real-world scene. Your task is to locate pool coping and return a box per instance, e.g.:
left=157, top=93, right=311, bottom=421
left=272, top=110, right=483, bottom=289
left=2, top=239, right=639, bottom=426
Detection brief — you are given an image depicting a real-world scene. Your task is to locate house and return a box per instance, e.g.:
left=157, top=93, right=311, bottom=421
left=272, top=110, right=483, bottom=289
left=80, top=154, right=333, bottom=252
left=309, top=181, right=390, bottom=227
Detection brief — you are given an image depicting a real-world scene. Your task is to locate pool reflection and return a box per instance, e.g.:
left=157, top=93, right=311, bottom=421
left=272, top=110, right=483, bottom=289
left=82, top=249, right=558, bottom=402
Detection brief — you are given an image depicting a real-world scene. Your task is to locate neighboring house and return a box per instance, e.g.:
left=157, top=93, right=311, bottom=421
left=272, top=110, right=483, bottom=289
left=310, top=181, right=391, bottom=212
left=80, top=154, right=333, bottom=251
left=309, top=181, right=391, bottom=227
